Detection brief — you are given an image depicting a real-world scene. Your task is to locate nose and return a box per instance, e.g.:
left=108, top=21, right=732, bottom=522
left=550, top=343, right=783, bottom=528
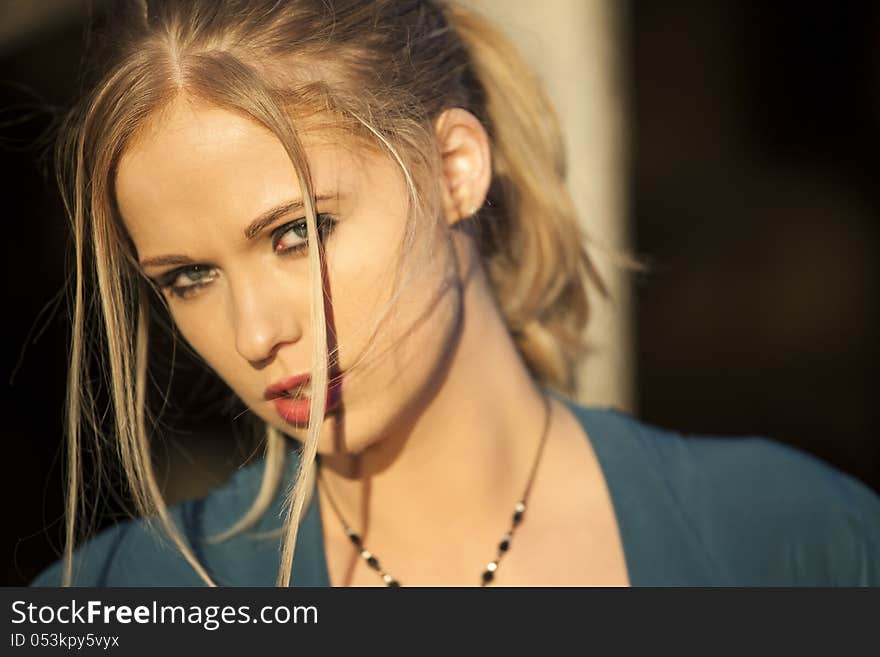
left=231, top=275, right=304, bottom=366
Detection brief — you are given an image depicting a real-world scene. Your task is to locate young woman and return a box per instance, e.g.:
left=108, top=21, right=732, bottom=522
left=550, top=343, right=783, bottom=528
left=32, top=0, right=879, bottom=588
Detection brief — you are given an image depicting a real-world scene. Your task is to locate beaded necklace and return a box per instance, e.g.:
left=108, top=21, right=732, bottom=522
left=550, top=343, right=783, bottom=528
left=315, top=393, right=551, bottom=586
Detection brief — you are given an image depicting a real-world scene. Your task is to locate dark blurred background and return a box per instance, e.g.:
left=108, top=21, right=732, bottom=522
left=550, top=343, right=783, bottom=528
left=2, top=1, right=878, bottom=585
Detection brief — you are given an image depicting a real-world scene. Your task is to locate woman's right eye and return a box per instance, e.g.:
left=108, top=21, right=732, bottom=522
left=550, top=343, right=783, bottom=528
left=159, top=264, right=218, bottom=299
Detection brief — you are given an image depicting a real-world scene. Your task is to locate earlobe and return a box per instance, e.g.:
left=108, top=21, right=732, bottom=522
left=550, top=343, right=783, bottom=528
left=434, top=108, right=492, bottom=225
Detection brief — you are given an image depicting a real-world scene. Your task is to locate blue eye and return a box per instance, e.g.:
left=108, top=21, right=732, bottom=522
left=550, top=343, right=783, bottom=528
left=272, top=214, right=337, bottom=255
left=159, top=264, right=218, bottom=299
left=157, top=213, right=337, bottom=300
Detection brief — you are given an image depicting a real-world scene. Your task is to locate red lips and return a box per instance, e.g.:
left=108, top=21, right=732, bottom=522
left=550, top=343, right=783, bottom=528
left=263, top=373, right=310, bottom=401
left=266, top=371, right=343, bottom=425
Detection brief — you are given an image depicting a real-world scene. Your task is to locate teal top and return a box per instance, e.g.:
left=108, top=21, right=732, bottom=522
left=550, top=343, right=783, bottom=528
left=31, top=399, right=880, bottom=586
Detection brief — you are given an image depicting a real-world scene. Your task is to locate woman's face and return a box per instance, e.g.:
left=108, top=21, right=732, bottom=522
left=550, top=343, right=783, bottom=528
left=115, top=98, right=462, bottom=455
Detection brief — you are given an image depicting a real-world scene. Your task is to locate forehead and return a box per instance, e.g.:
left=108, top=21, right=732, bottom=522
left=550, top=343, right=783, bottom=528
left=114, top=98, right=384, bottom=248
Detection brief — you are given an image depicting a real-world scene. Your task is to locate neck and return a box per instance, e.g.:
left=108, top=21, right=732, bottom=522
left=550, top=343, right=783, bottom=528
left=316, top=250, right=553, bottom=556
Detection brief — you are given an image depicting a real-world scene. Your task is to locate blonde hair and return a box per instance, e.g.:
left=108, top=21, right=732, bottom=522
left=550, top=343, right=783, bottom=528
left=56, top=0, right=609, bottom=587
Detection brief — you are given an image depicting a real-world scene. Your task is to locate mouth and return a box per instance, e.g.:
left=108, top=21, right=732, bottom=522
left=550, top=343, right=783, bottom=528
left=266, top=373, right=343, bottom=425
left=263, top=373, right=310, bottom=401
left=268, top=388, right=305, bottom=400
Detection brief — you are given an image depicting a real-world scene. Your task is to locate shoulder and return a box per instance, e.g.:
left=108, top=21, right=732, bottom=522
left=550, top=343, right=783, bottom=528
left=30, top=457, right=280, bottom=588
left=29, top=511, right=201, bottom=587
left=565, top=402, right=880, bottom=585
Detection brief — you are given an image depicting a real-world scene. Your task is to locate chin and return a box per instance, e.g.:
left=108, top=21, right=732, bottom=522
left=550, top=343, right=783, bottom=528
left=314, top=402, right=387, bottom=457
left=261, top=398, right=381, bottom=458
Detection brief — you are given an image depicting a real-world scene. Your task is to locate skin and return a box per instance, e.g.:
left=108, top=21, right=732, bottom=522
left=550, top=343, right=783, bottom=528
left=116, top=96, right=629, bottom=586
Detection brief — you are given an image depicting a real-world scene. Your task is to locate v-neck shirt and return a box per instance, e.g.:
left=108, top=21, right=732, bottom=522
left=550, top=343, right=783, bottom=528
left=31, top=400, right=880, bottom=586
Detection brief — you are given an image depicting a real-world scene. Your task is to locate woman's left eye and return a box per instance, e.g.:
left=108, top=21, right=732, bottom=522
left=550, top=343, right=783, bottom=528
left=273, top=214, right=336, bottom=254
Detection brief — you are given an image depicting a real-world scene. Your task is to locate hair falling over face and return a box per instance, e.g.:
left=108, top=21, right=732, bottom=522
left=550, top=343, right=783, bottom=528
left=56, top=0, right=611, bottom=587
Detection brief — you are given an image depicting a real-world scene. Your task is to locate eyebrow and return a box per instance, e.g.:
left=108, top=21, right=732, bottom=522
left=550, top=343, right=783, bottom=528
left=139, top=193, right=337, bottom=269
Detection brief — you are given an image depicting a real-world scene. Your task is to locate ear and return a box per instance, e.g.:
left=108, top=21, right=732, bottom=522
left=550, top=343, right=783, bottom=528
left=433, top=108, right=492, bottom=226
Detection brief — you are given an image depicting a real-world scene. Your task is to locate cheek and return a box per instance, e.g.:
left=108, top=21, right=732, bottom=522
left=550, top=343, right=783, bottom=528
left=320, top=221, right=401, bottom=358
left=169, top=305, right=236, bottom=375
left=332, top=230, right=462, bottom=394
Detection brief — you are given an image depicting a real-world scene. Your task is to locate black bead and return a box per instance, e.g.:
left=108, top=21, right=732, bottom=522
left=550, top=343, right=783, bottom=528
left=366, top=555, right=380, bottom=570
left=482, top=570, right=494, bottom=583
left=347, top=532, right=362, bottom=547
left=512, top=509, right=523, bottom=525
left=387, top=579, right=401, bottom=587
left=499, top=538, right=510, bottom=552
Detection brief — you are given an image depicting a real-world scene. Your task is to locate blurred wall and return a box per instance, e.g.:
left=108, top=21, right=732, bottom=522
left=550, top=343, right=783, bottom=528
left=630, top=1, right=879, bottom=491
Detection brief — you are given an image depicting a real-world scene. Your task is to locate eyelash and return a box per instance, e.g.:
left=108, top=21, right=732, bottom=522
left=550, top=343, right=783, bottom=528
left=157, top=213, right=337, bottom=300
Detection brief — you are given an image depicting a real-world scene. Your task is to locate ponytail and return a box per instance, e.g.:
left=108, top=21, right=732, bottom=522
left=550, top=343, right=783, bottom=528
left=442, top=2, right=609, bottom=396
